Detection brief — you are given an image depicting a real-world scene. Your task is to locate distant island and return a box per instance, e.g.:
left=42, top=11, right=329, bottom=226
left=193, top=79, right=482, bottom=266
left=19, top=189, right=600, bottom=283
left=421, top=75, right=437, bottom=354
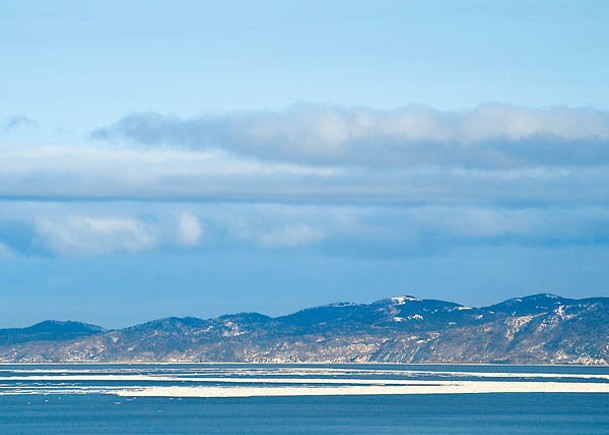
left=1, top=294, right=607, bottom=365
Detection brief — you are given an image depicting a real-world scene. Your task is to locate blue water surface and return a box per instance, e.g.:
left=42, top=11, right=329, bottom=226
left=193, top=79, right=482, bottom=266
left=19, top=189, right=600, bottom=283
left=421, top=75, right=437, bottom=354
left=0, top=364, right=608, bottom=434
left=1, top=393, right=608, bottom=434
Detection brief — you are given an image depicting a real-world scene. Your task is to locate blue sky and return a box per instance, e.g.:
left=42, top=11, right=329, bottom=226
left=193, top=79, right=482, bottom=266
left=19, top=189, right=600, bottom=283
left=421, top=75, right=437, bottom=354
left=1, top=1, right=609, bottom=327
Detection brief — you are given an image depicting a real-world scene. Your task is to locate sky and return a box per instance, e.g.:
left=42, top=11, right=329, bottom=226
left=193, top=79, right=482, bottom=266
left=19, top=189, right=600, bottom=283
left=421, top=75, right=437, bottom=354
left=1, top=0, right=609, bottom=327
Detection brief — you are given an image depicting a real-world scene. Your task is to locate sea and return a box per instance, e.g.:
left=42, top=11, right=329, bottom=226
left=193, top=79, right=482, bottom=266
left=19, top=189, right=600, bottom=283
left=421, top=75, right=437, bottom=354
left=0, top=364, right=607, bottom=434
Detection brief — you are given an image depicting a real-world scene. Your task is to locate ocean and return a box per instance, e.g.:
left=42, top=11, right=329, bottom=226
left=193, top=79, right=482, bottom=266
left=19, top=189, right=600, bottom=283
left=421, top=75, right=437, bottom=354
left=0, top=364, right=607, bottom=434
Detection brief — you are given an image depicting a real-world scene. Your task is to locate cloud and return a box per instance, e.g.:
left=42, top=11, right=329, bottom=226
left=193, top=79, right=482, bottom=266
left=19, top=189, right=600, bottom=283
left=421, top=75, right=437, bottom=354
left=1, top=103, right=609, bottom=259
left=0, top=144, right=338, bottom=201
left=34, top=216, right=158, bottom=256
left=3, top=142, right=609, bottom=207
left=1, top=202, right=608, bottom=259
left=2, top=104, right=609, bottom=207
left=0, top=205, right=199, bottom=256
left=92, top=104, right=609, bottom=169
left=176, top=212, right=203, bottom=246
left=205, top=203, right=353, bottom=249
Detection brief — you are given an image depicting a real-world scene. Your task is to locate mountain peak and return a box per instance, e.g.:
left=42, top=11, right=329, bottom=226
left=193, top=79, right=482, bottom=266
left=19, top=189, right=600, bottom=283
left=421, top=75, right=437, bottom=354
left=526, top=293, right=562, bottom=300
left=505, top=293, right=568, bottom=305
left=28, top=320, right=105, bottom=332
left=487, top=293, right=574, bottom=316
left=0, top=320, right=104, bottom=346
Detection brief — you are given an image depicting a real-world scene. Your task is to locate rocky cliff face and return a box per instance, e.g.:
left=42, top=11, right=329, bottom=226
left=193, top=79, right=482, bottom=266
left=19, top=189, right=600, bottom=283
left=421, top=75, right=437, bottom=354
left=1, top=294, right=607, bottom=364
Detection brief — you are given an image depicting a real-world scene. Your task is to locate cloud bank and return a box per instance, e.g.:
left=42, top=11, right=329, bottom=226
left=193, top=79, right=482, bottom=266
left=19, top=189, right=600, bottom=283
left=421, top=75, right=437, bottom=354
left=92, top=104, right=609, bottom=169
left=1, top=202, right=608, bottom=257
left=2, top=104, right=609, bottom=257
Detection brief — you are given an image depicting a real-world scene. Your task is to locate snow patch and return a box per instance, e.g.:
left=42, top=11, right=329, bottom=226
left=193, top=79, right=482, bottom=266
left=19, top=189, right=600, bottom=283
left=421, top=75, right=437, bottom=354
left=390, top=296, right=420, bottom=305
left=554, top=305, right=574, bottom=320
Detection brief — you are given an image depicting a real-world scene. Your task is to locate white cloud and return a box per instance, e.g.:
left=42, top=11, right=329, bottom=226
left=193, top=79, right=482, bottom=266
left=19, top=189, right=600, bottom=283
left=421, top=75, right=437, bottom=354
left=35, top=216, right=158, bottom=255
left=176, top=212, right=203, bottom=246
left=207, top=204, right=345, bottom=249
left=407, top=207, right=537, bottom=238
left=0, top=144, right=338, bottom=202
left=1, top=201, right=609, bottom=258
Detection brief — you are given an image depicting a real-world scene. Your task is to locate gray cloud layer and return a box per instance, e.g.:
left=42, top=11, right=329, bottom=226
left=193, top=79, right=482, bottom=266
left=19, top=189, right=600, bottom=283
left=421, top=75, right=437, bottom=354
left=92, top=104, right=609, bottom=169
left=2, top=143, right=609, bottom=206
left=1, top=202, right=608, bottom=258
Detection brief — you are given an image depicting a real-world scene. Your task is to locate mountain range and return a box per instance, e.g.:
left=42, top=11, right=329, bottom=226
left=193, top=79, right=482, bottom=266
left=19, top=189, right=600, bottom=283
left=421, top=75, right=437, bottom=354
left=1, top=294, right=607, bottom=365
